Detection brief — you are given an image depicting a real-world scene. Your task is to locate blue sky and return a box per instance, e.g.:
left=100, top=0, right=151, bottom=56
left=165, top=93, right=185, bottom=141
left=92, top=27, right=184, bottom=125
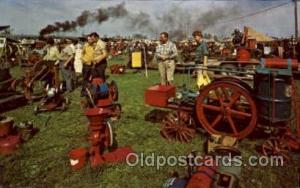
left=0, top=0, right=297, bottom=38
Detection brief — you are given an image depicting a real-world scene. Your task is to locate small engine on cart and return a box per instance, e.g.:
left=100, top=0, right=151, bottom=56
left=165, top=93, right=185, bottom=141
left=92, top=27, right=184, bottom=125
left=83, top=77, right=121, bottom=120
left=0, top=116, right=38, bottom=155
left=34, top=85, right=69, bottom=114
left=69, top=78, right=133, bottom=170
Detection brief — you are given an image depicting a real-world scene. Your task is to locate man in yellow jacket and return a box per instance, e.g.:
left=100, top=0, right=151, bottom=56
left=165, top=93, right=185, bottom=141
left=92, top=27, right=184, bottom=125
left=90, top=32, right=108, bottom=80
left=81, top=35, right=94, bottom=96
left=80, top=32, right=108, bottom=96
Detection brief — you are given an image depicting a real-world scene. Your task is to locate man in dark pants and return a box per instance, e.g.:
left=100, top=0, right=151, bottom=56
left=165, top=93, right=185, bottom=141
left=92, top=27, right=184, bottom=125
left=81, top=35, right=94, bottom=96
left=90, top=32, right=108, bottom=80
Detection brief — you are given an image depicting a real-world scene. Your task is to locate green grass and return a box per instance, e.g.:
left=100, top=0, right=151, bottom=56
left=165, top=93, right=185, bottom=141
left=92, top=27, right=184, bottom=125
left=0, top=55, right=299, bottom=188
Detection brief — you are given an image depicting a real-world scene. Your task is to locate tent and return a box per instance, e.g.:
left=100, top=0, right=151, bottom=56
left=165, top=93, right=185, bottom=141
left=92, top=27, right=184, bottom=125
left=244, top=26, right=274, bottom=42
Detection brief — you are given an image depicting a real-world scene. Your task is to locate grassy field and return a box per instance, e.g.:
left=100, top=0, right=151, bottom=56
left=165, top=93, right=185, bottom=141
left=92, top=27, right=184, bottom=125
left=0, top=55, right=300, bottom=188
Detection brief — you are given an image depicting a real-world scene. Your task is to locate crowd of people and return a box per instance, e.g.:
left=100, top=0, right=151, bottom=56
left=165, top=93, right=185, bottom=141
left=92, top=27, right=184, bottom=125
left=27, top=27, right=300, bottom=96
left=27, top=30, right=209, bottom=95
left=27, top=32, right=109, bottom=96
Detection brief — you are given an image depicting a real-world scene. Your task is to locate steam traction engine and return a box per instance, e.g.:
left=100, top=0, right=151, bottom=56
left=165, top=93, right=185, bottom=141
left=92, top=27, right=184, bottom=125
left=145, top=58, right=300, bottom=156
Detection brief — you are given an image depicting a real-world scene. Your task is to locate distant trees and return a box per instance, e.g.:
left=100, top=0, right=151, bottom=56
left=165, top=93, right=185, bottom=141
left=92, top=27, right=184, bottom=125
left=132, top=33, right=147, bottom=39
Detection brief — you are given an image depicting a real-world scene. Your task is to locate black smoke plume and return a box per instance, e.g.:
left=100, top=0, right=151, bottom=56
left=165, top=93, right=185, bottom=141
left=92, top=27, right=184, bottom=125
left=39, top=2, right=240, bottom=40
left=39, top=3, right=127, bottom=36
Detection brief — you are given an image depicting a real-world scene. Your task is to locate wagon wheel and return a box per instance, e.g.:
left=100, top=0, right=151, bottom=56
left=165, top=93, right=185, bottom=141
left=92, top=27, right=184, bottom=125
left=261, top=138, right=291, bottom=162
left=109, top=80, right=118, bottom=101
left=160, top=111, right=196, bottom=143
left=196, top=81, right=257, bottom=139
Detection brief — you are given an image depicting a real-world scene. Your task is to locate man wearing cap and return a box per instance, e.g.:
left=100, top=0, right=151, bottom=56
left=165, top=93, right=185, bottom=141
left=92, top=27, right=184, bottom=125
left=155, top=32, right=178, bottom=85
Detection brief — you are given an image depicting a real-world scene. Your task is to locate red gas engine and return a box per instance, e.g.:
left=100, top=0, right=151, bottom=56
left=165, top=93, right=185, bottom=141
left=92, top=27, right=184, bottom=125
left=69, top=79, right=133, bottom=170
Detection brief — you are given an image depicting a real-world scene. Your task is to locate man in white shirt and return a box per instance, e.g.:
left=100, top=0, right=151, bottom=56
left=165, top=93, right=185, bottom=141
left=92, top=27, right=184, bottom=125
left=155, top=32, right=178, bottom=85
left=59, top=39, right=75, bottom=92
left=43, top=38, right=60, bottom=62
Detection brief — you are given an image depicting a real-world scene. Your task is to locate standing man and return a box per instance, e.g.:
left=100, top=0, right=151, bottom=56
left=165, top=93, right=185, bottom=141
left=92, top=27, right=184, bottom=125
left=43, top=38, right=60, bottom=87
left=90, top=32, right=108, bottom=80
left=155, top=32, right=178, bottom=85
left=81, top=35, right=94, bottom=96
left=43, top=38, right=60, bottom=62
left=59, top=39, right=75, bottom=92
left=193, top=30, right=209, bottom=88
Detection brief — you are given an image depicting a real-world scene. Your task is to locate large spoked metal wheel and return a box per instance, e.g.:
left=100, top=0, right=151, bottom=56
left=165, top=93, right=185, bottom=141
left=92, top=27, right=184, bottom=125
left=195, top=81, right=257, bottom=139
left=160, top=111, right=196, bottom=143
left=261, top=137, right=291, bottom=162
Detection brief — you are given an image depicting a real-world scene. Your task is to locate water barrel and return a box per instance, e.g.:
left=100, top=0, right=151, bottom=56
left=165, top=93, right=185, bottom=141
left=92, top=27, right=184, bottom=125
left=254, top=73, right=292, bottom=123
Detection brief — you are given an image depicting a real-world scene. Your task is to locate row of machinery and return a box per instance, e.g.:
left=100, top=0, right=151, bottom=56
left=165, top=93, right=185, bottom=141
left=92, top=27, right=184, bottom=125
left=145, top=57, right=300, bottom=184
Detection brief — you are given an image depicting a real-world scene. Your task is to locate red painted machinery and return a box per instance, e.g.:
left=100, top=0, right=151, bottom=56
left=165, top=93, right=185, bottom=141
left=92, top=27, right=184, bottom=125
left=0, top=116, right=20, bottom=155
left=82, top=77, right=121, bottom=119
left=69, top=79, right=133, bottom=170
left=69, top=108, right=133, bottom=170
left=0, top=68, right=27, bottom=113
left=109, top=64, right=126, bottom=74
left=86, top=108, right=132, bottom=167
left=23, top=60, right=61, bottom=101
left=0, top=116, right=37, bottom=155
left=34, top=86, right=69, bottom=114
left=145, top=58, right=300, bottom=158
left=236, top=48, right=251, bottom=62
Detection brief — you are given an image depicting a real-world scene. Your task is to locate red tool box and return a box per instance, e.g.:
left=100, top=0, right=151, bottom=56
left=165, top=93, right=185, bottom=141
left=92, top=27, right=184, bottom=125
left=145, top=85, right=176, bottom=108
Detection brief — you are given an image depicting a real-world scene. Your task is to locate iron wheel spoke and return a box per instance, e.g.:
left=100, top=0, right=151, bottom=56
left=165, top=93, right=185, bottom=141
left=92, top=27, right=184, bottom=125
left=202, top=104, right=222, bottom=112
left=227, top=115, right=238, bottom=134
left=211, top=114, right=223, bottom=128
